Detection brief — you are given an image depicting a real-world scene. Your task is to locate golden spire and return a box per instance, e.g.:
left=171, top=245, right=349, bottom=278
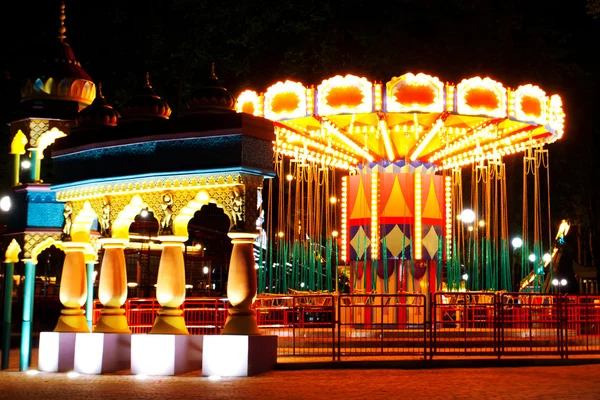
left=210, top=62, right=217, bottom=79
left=58, top=1, right=67, bottom=41
left=97, top=82, right=104, bottom=98
left=145, top=72, right=152, bottom=88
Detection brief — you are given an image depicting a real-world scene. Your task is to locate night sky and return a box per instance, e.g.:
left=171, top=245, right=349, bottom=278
left=0, top=0, right=599, bottom=236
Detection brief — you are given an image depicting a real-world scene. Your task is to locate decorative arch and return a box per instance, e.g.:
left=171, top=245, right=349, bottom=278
left=71, top=200, right=98, bottom=243
left=112, top=195, right=152, bottom=240
left=30, top=237, right=65, bottom=265
left=172, top=190, right=211, bottom=237
left=37, top=127, right=66, bottom=159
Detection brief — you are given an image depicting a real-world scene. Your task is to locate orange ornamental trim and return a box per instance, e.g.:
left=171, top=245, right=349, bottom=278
left=386, top=73, right=444, bottom=113
left=317, top=75, right=373, bottom=116
left=264, top=80, right=307, bottom=120
left=511, top=84, right=547, bottom=125
left=547, top=94, right=565, bottom=139
left=456, top=77, right=507, bottom=118
left=236, top=90, right=263, bottom=116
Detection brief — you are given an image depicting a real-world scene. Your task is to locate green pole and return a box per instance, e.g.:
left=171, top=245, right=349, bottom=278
left=19, top=260, right=36, bottom=371
left=2, top=262, right=14, bottom=369
left=85, top=262, right=95, bottom=331
left=29, top=150, right=38, bottom=183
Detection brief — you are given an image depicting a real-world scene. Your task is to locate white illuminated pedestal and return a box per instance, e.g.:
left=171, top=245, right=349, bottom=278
left=130, top=334, right=203, bottom=376
left=73, top=333, right=131, bottom=374
left=202, top=335, right=277, bottom=377
left=38, top=332, right=77, bottom=372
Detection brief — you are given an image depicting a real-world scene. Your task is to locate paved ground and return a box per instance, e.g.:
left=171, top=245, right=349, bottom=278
left=1, top=364, right=600, bottom=400
left=3, top=349, right=600, bottom=399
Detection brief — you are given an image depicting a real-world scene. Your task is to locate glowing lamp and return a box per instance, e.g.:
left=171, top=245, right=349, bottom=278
left=203, top=266, right=209, bottom=274
left=511, top=237, right=523, bottom=249
left=332, top=230, right=339, bottom=238
left=21, top=159, right=31, bottom=169
left=0, top=196, right=11, bottom=212
left=140, top=209, right=149, bottom=218
left=460, top=209, right=475, bottom=223
left=560, top=279, right=567, bottom=286
left=528, top=254, right=536, bottom=262
left=552, top=278, right=559, bottom=286
left=462, top=273, right=469, bottom=281
left=286, top=174, right=293, bottom=181
left=543, top=253, right=552, bottom=263
left=330, top=196, right=337, bottom=204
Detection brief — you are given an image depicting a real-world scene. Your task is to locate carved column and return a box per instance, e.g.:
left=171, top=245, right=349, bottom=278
left=54, top=242, right=89, bottom=333
left=94, top=239, right=130, bottom=333
left=150, top=236, right=189, bottom=335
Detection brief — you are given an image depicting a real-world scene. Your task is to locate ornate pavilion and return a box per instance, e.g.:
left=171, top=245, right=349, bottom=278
left=1, top=3, right=274, bottom=371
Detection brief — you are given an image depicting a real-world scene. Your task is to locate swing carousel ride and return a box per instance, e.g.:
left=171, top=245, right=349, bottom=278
left=237, top=73, right=565, bottom=295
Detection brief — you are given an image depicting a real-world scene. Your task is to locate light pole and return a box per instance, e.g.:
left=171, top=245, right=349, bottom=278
left=460, top=209, right=475, bottom=291
left=511, top=237, right=522, bottom=291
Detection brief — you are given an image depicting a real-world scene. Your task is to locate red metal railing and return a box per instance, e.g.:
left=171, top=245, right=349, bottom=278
left=92, top=292, right=600, bottom=359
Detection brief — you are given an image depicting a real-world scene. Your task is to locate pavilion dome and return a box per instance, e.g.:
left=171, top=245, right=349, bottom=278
left=120, top=73, right=172, bottom=121
left=77, top=83, right=120, bottom=128
left=185, top=63, right=236, bottom=114
left=20, top=2, right=96, bottom=109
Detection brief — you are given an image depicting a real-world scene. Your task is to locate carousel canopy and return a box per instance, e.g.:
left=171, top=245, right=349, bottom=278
left=237, top=73, right=565, bottom=170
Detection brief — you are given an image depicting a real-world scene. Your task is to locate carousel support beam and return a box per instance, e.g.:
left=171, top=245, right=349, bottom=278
left=19, top=259, right=36, bottom=371
left=409, top=113, right=447, bottom=162
left=317, top=116, right=375, bottom=162
left=378, top=115, right=395, bottom=162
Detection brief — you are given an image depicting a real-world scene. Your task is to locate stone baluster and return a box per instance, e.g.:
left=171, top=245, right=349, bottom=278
left=54, top=242, right=89, bottom=333
left=94, top=239, right=130, bottom=333
left=222, top=232, right=260, bottom=335
left=150, top=236, right=189, bottom=334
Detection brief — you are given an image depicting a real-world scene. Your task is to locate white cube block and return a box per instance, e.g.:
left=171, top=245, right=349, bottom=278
left=38, top=332, right=77, bottom=372
left=130, top=334, right=203, bottom=376
left=202, top=335, right=277, bottom=377
left=74, top=333, right=131, bottom=374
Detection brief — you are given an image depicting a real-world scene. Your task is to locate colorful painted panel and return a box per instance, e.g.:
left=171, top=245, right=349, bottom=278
left=456, top=77, right=507, bottom=118
left=386, top=73, right=444, bottom=113
left=317, top=75, right=373, bottom=116
left=264, top=80, right=307, bottom=120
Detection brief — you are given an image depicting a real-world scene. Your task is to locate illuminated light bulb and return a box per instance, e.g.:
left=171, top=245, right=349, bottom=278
left=330, top=196, right=337, bottom=204
left=203, top=266, right=209, bottom=274
left=460, top=209, right=476, bottom=224
left=529, top=254, right=536, bottom=262
left=21, top=160, right=31, bottom=169
left=67, top=371, right=80, bottom=378
left=278, top=231, right=284, bottom=238
left=543, top=253, right=552, bottom=263
left=468, top=226, right=474, bottom=232
left=26, top=370, right=39, bottom=376
left=140, top=209, right=149, bottom=218
left=478, top=220, right=485, bottom=227
left=332, top=230, right=339, bottom=238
